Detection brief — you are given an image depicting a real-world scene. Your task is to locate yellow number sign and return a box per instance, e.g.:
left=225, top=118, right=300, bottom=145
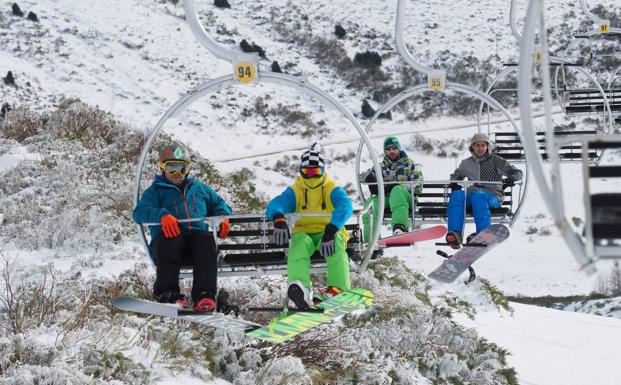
left=533, top=51, right=542, bottom=64
left=600, top=23, right=609, bottom=33
left=428, top=72, right=446, bottom=91
left=234, top=62, right=256, bottom=84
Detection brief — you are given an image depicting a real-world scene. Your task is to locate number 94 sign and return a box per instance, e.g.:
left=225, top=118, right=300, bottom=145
left=234, top=61, right=257, bottom=84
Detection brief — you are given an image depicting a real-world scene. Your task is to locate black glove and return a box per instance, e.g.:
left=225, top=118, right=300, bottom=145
left=365, top=173, right=378, bottom=196
left=502, top=177, right=515, bottom=190
left=320, top=223, right=338, bottom=257
left=450, top=182, right=462, bottom=193
left=272, top=214, right=290, bottom=246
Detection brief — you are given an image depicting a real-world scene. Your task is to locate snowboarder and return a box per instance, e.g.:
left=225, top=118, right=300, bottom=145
left=445, top=133, right=522, bottom=248
left=359, top=135, right=423, bottom=242
left=133, top=143, right=232, bottom=312
left=266, top=143, right=353, bottom=309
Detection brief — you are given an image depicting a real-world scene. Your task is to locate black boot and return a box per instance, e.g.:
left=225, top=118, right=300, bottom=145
left=392, top=224, right=407, bottom=235
left=466, top=232, right=477, bottom=244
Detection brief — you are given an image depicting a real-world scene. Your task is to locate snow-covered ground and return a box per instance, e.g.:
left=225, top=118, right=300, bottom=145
left=456, top=303, right=621, bottom=385
left=2, top=0, right=621, bottom=383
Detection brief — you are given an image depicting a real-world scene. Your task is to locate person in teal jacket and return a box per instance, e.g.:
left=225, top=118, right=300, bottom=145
left=266, top=143, right=353, bottom=310
left=133, top=143, right=231, bottom=312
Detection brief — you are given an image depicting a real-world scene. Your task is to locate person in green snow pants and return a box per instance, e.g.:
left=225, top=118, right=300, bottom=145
left=266, top=143, right=354, bottom=310
left=359, top=135, right=423, bottom=240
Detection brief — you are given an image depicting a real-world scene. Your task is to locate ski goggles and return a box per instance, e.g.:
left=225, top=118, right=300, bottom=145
left=300, top=167, right=324, bottom=179
left=161, top=160, right=190, bottom=176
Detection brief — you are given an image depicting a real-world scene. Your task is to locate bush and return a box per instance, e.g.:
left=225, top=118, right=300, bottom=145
left=0, top=106, right=44, bottom=141
left=214, top=0, right=230, bottom=8
left=334, top=25, right=346, bottom=39
left=354, top=51, right=382, bottom=68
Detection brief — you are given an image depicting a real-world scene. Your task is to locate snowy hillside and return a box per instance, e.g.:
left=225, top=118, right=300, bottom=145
left=1, top=0, right=621, bottom=384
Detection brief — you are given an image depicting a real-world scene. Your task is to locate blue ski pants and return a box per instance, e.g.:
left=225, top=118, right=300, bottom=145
left=447, top=190, right=501, bottom=234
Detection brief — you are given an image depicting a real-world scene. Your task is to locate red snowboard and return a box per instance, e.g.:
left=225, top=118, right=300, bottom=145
left=378, top=225, right=447, bottom=247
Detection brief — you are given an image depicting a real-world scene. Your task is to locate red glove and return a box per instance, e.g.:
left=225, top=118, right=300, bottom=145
left=218, top=216, right=230, bottom=240
left=160, top=214, right=180, bottom=238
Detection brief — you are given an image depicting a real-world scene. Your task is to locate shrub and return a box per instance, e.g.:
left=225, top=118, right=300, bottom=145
left=334, top=25, right=346, bottom=39
left=214, top=0, right=231, bottom=8
left=11, top=3, right=23, bottom=17
left=354, top=51, right=382, bottom=68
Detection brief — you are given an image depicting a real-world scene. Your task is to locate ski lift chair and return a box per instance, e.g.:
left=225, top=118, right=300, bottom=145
left=360, top=180, right=519, bottom=228
left=355, top=0, right=528, bottom=248
left=517, top=0, right=621, bottom=271
left=164, top=214, right=365, bottom=279
left=583, top=140, right=621, bottom=258
left=134, top=0, right=384, bottom=277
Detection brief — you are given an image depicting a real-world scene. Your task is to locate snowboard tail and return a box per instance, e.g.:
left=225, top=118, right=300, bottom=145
left=428, top=224, right=510, bottom=283
left=246, top=288, right=373, bottom=344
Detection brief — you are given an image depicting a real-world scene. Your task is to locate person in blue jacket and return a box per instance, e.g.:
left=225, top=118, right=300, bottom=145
left=265, top=143, right=353, bottom=310
left=133, top=143, right=231, bottom=312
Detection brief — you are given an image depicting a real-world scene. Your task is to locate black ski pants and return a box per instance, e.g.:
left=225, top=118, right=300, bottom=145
left=151, top=231, right=218, bottom=302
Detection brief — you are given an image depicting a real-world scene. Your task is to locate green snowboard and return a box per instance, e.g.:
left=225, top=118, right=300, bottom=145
left=246, top=288, right=373, bottom=344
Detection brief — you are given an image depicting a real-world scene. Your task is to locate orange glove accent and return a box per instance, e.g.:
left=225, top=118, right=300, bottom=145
left=160, top=214, right=180, bottom=238
left=218, top=216, right=230, bottom=240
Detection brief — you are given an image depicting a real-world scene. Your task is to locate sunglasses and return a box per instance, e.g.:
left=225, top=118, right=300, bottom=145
left=300, top=167, right=324, bottom=178
left=384, top=145, right=398, bottom=151
left=162, top=160, right=190, bottom=176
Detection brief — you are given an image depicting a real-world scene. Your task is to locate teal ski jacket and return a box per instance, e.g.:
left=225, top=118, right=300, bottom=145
left=133, top=175, right=232, bottom=240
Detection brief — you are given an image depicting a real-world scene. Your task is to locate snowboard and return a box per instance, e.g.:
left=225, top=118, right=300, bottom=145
left=428, top=224, right=510, bottom=283
left=378, top=225, right=447, bottom=247
left=246, top=288, right=373, bottom=344
left=113, top=296, right=261, bottom=334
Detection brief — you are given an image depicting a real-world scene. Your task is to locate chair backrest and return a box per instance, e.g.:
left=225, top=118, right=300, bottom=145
left=564, top=88, right=621, bottom=115
left=172, top=214, right=365, bottom=277
left=493, top=130, right=600, bottom=162
left=415, top=182, right=513, bottom=223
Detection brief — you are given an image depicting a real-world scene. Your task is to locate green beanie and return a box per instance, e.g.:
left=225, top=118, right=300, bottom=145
left=383, top=135, right=401, bottom=151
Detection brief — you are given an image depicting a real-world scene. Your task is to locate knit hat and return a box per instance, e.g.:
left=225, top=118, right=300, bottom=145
left=383, top=135, right=401, bottom=151
left=300, top=142, right=324, bottom=168
left=470, top=133, right=491, bottom=146
left=469, top=133, right=493, bottom=155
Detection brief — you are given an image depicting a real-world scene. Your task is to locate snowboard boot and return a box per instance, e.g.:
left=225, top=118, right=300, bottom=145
left=156, top=291, right=188, bottom=308
left=312, top=286, right=343, bottom=305
left=465, top=232, right=477, bottom=244
left=392, top=224, right=407, bottom=235
left=445, top=231, right=462, bottom=250
left=193, top=292, right=216, bottom=313
left=287, top=280, right=312, bottom=310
